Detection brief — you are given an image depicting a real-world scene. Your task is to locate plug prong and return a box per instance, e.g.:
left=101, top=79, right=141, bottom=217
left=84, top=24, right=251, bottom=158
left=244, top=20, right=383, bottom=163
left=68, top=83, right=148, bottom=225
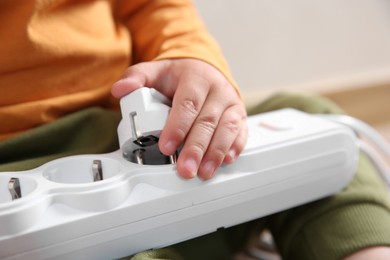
left=92, top=160, right=103, bottom=181
left=129, top=111, right=142, bottom=139
left=134, top=149, right=145, bottom=165
left=168, top=153, right=177, bottom=164
left=8, top=178, right=21, bottom=200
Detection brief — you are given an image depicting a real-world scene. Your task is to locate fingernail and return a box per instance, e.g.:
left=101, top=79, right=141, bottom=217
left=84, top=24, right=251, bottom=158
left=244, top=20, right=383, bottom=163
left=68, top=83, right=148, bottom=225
left=228, top=149, right=236, bottom=161
left=184, top=158, right=197, bottom=178
left=201, top=160, right=216, bottom=179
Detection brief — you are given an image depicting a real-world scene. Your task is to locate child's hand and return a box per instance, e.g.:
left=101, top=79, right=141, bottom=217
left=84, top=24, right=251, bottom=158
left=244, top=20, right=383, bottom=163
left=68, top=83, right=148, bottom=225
left=112, top=59, right=247, bottom=180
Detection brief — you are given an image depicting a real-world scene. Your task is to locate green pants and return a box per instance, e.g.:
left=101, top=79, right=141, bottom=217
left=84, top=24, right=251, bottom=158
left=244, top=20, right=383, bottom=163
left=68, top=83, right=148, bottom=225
left=1, top=93, right=390, bottom=260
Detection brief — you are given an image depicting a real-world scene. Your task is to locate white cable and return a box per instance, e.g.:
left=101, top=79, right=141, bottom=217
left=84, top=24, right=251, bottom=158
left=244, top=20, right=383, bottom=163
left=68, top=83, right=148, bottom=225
left=317, top=114, right=390, bottom=190
left=358, top=141, right=390, bottom=191
left=317, top=114, right=390, bottom=158
left=318, top=114, right=390, bottom=158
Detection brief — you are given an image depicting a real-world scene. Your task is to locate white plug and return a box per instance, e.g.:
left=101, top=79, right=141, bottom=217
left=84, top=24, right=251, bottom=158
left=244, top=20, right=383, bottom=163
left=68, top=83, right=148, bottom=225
left=117, top=87, right=176, bottom=165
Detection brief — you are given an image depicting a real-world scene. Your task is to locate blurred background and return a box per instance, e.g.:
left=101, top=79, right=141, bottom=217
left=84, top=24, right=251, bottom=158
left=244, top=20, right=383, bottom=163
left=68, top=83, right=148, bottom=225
left=193, top=0, right=390, bottom=140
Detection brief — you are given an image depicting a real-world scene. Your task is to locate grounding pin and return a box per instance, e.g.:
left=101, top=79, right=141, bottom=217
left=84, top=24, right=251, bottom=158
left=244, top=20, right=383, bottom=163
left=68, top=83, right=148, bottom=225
left=92, top=160, right=103, bottom=181
left=8, top=178, right=21, bottom=200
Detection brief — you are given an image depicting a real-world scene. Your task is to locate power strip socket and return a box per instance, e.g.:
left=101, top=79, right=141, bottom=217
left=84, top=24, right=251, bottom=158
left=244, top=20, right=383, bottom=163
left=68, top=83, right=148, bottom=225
left=0, top=90, right=359, bottom=260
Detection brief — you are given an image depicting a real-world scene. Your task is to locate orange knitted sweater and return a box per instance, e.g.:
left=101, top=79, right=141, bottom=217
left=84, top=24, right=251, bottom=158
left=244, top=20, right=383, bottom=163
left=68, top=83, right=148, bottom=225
left=0, top=0, right=235, bottom=140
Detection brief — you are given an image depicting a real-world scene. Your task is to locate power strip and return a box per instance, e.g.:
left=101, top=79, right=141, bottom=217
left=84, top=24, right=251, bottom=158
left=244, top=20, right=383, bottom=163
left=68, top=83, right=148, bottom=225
left=0, top=89, right=359, bottom=260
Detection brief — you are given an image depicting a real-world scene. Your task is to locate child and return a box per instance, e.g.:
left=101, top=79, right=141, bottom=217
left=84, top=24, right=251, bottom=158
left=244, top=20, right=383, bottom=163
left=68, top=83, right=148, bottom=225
left=0, top=0, right=389, bottom=259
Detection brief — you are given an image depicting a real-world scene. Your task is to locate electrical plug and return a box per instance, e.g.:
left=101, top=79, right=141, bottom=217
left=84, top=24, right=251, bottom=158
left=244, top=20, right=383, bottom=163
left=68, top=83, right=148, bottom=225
left=117, top=87, right=177, bottom=165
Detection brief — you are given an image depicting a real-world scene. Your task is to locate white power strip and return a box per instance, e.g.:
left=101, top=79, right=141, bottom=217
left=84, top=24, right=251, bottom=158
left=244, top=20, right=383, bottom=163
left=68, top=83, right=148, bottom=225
left=0, top=89, right=359, bottom=260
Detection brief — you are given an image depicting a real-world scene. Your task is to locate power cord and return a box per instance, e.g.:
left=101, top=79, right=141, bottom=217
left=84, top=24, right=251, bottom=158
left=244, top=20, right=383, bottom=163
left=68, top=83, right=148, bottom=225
left=317, top=114, right=390, bottom=191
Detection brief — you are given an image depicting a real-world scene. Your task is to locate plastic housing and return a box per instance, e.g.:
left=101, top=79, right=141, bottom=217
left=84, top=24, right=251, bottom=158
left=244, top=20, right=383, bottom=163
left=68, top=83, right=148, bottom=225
left=0, top=108, right=359, bottom=260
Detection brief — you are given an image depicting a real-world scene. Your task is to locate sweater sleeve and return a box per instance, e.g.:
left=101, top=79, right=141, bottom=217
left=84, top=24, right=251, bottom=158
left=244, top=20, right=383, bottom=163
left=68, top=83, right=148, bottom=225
left=114, top=0, right=239, bottom=91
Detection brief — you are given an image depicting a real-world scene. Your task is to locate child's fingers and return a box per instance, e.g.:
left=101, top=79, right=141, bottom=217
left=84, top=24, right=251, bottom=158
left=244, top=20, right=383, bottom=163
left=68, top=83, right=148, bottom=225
left=197, top=104, right=246, bottom=180
left=158, top=81, right=209, bottom=164
left=223, top=119, right=248, bottom=164
left=111, top=61, right=170, bottom=98
left=173, top=86, right=230, bottom=179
